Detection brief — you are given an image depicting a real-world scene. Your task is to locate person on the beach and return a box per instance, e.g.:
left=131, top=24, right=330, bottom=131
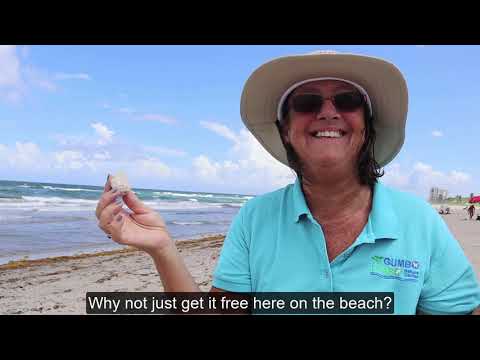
left=96, top=51, right=480, bottom=315
left=468, top=205, right=475, bottom=220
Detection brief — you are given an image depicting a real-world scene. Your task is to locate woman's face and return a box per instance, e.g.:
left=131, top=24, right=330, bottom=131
left=283, top=80, right=367, bottom=172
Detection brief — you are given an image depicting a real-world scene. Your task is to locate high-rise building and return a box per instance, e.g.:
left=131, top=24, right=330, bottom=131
left=430, top=187, right=448, bottom=202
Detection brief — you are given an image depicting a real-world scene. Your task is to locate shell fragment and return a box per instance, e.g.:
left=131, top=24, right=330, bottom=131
left=110, top=171, right=131, bottom=193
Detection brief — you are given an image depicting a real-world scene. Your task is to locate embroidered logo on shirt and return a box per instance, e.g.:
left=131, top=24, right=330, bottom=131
left=370, top=256, right=420, bottom=282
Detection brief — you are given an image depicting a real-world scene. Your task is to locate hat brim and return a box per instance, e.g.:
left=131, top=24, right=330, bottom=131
left=240, top=52, right=408, bottom=168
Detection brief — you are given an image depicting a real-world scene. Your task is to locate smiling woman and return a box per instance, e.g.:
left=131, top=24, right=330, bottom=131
left=276, top=80, right=382, bottom=188
left=95, top=50, right=480, bottom=315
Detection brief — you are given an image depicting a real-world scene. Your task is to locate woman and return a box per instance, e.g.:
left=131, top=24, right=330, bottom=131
left=96, top=51, right=480, bottom=314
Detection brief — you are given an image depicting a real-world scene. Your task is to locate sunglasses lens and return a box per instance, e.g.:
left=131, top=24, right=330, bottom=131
left=289, top=92, right=364, bottom=117
left=333, top=92, right=364, bottom=111
left=291, top=94, right=323, bottom=113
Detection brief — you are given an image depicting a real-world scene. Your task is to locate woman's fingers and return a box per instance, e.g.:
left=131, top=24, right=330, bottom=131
left=98, top=202, right=123, bottom=233
left=103, top=174, right=112, bottom=193
left=123, top=191, right=150, bottom=214
left=108, top=211, right=128, bottom=245
left=95, top=188, right=120, bottom=220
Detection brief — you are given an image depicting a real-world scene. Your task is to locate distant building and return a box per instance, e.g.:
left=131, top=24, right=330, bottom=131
left=430, top=187, right=448, bottom=202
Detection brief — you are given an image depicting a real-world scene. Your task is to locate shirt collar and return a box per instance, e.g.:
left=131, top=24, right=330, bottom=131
left=292, top=177, right=312, bottom=223
left=291, top=179, right=400, bottom=241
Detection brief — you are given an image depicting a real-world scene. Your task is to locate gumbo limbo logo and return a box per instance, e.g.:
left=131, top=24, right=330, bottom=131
left=371, top=256, right=420, bottom=282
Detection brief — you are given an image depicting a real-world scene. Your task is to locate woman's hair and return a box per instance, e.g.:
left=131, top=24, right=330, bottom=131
left=276, top=98, right=384, bottom=187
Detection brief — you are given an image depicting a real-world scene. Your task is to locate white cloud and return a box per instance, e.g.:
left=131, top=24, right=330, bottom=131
left=10, top=142, right=45, bottom=170
left=0, top=46, right=25, bottom=103
left=91, top=122, right=114, bottom=145
left=52, top=150, right=173, bottom=178
left=413, top=162, right=439, bottom=174
left=200, top=121, right=238, bottom=143
left=200, top=122, right=294, bottom=189
left=0, top=47, right=90, bottom=103
left=52, top=150, right=172, bottom=178
left=193, top=155, right=221, bottom=182
left=137, top=114, right=177, bottom=124
left=0, top=142, right=47, bottom=171
left=383, top=161, right=472, bottom=198
left=378, top=163, right=410, bottom=188
left=14, top=142, right=42, bottom=164
left=54, top=150, right=93, bottom=170
left=55, top=73, right=91, bottom=81
left=0, top=45, right=21, bottom=87
left=449, top=170, right=471, bottom=184
left=2, top=120, right=179, bottom=184
left=193, top=122, right=295, bottom=193
left=432, top=130, right=443, bottom=137
left=134, top=158, right=172, bottom=177
left=143, top=146, right=187, bottom=157
left=51, top=123, right=175, bottom=181
left=0, top=141, right=94, bottom=173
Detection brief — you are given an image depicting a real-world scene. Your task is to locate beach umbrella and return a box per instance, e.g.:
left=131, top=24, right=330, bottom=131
left=469, top=195, right=480, bottom=203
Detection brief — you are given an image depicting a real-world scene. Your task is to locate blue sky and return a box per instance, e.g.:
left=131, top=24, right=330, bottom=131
left=0, top=45, right=478, bottom=198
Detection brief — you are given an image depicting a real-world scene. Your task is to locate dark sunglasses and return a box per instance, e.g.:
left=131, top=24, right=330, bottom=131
left=289, top=91, right=366, bottom=115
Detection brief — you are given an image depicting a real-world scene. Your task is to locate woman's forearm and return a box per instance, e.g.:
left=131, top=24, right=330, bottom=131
left=148, top=241, right=201, bottom=292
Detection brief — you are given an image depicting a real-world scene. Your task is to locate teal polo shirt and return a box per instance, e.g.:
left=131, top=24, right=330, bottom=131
left=212, top=179, right=480, bottom=315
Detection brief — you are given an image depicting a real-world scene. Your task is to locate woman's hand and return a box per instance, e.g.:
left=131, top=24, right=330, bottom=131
left=95, top=175, right=174, bottom=256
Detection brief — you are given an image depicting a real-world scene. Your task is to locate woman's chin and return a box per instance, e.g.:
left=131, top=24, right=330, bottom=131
left=303, top=154, right=355, bottom=173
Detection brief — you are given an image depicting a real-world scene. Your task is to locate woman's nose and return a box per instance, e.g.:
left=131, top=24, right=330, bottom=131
left=316, top=98, right=340, bottom=120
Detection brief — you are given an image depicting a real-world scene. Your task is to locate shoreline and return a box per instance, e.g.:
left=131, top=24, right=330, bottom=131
left=0, top=234, right=226, bottom=271
left=0, top=232, right=227, bottom=269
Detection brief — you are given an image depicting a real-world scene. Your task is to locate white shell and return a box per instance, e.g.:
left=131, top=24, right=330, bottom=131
left=110, top=171, right=131, bottom=193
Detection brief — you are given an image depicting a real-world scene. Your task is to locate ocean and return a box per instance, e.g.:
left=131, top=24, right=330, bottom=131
left=0, top=179, right=251, bottom=265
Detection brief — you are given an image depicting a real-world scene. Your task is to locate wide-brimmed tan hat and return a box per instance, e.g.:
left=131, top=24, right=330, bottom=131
left=240, top=50, right=409, bottom=168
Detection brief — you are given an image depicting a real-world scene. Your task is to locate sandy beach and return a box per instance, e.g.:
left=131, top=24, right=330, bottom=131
left=432, top=205, right=480, bottom=275
left=1, top=208, right=479, bottom=315
left=0, top=235, right=224, bottom=315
